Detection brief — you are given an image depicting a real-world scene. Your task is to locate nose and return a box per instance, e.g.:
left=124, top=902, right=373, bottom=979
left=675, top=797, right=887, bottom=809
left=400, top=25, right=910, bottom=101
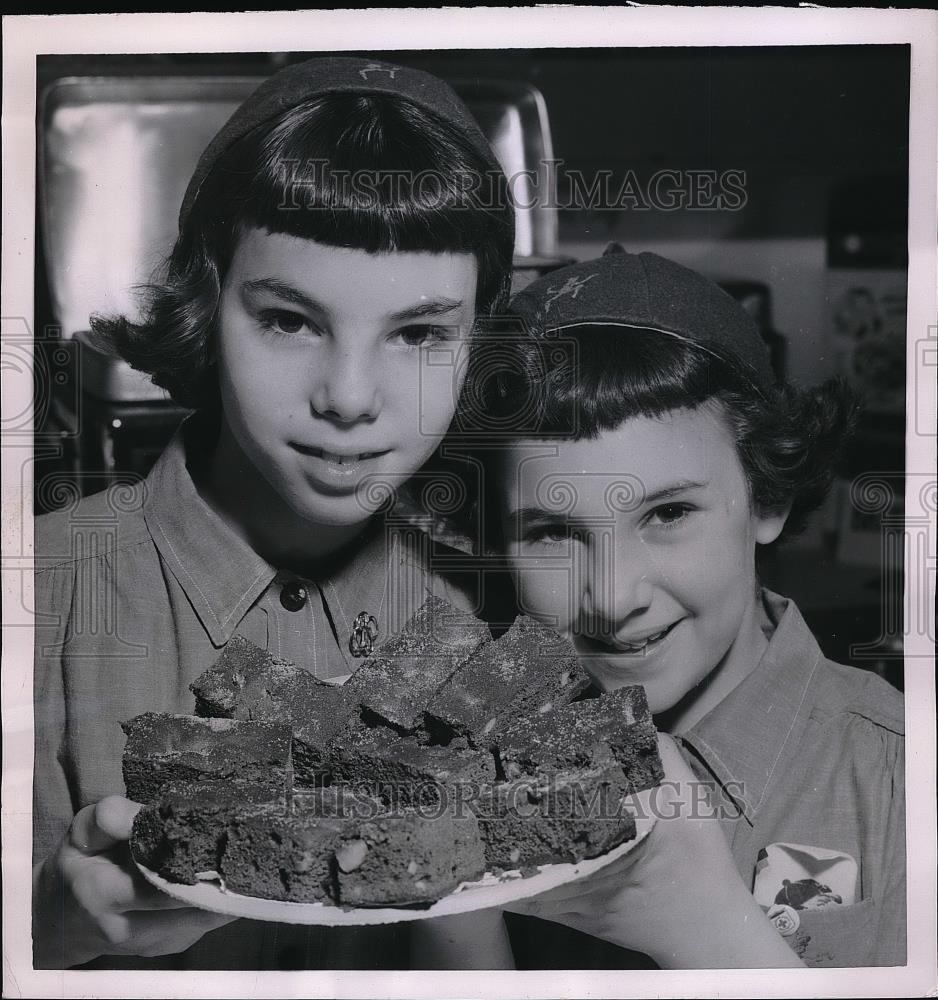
left=578, top=527, right=654, bottom=640
left=310, top=341, right=380, bottom=424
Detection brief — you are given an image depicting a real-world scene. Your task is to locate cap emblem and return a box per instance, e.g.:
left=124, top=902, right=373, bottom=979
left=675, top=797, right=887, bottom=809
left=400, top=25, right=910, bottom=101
left=545, top=273, right=598, bottom=311
left=359, top=63, right=398, bottom=81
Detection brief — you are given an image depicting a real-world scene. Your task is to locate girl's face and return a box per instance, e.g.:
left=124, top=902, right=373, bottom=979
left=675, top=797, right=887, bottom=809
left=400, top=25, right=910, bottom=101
left=215, top=228, right=477, bottom=528
left=498, top=404, right=787, bottom=728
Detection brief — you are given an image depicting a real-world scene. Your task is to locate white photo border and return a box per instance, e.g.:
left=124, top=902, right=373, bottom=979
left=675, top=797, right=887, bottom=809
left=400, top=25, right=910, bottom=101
left=3, top=7, right=936, bottom=998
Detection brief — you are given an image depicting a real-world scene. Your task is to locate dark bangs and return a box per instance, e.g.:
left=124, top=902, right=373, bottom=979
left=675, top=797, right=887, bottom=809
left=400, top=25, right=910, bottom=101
left=94, top=90, right=515, bottom=410
left=480, top=324, right=751, bottom=440
left=193, top=94, right=514, bottom=314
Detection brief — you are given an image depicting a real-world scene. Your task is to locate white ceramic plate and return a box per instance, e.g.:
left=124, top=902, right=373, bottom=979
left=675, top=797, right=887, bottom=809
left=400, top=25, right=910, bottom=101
left=137, top=814, right=654, bottom=925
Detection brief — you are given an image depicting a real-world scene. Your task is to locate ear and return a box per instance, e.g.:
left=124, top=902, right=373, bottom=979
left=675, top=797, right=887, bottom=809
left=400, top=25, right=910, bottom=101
left=753, top=503, right=792, bottom=545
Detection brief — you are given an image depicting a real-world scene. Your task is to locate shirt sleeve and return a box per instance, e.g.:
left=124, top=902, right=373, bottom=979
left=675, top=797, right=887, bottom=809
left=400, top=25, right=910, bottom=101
left=33, top=560, right=78, bottom=866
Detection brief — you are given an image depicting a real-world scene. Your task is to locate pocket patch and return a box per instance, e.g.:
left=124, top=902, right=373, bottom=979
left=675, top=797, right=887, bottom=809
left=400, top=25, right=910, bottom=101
left=753, top=841, right=858, bottom=910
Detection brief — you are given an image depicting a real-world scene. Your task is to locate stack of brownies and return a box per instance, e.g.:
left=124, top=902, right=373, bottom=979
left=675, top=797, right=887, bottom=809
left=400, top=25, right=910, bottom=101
left=125, top=597, right=663, bottom=907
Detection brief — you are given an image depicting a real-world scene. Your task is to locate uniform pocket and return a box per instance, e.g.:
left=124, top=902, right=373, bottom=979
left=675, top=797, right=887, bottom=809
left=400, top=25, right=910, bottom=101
left=790, top=897, right=877, bottom=967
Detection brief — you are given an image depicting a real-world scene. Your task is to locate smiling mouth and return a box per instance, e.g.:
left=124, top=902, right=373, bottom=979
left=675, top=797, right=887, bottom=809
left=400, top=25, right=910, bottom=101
left=615, top=623, right=677, bottom=653
left=292, top=444, right=388, bottom=465
left=583, top=620, right=681, bottom=656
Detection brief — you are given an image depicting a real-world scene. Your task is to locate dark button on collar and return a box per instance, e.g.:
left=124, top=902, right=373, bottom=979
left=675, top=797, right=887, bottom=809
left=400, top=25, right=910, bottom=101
left=280, top=581, right=308, bottom=612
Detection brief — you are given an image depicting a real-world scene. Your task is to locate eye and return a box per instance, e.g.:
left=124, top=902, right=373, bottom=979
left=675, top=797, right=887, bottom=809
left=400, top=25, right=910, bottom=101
left=522, top=523, right=574, bottom=547
left=257, top=309, right=316, bottom=337
left=395, top=324, right=456, bottom=349
left=645, top=502, right=694, bottom=528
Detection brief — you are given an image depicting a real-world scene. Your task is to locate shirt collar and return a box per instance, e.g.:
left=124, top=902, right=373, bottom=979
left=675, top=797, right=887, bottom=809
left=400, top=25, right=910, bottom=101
left=678, top=590, right=824, bottom=826
left=143, top=416, right=277, bottom=646
left=143, top=416, right=430, bottom=651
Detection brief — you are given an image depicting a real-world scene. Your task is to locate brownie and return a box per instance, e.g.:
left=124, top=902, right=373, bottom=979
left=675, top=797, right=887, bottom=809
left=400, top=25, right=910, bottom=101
left=342, top=596, right=491, bottom=732
left=221, top=806, right=351, bottom=903
left=602, top=719, right=663, bottom=794
left=121, top=610, right=651, bottom=907
left=496, top=686, right=664, bottom=793
left=328, top=806, right=486, bottom=907
left=131, top=779, right=284, bottom=884
left=291, top=786, right=385, bottom=821
left=120, top=713, right=292, bottom=804
left=190, top=635, right=300, bottom=718
left=190, top=635, right=355, bottom=745
left=579, top=684, right=652, bottom=726
left=426, top=615, right=590, bottom=744
left=471, top=766, right=636, bottom=870
left=288, top=710, right=368, bottom=790
left=323, top=726, right=496, bottom=810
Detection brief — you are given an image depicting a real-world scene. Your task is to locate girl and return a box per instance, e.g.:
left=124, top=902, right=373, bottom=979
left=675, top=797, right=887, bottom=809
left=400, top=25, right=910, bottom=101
left=479, top=246, right=905, bottom=969
left=32, top=55, right=514, bottom=970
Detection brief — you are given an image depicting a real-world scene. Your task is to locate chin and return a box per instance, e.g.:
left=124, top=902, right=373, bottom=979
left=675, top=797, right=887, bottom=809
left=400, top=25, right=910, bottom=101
left=277, top=486, right=375, bottom=529
left=299, top=498, right=380, bottom=528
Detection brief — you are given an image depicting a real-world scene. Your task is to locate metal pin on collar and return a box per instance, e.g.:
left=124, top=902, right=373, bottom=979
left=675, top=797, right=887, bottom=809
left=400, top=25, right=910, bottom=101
left=349, top=611, right=379, bottom=657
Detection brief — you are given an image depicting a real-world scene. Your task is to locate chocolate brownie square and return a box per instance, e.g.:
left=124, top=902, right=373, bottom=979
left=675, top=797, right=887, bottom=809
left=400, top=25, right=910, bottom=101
left=426, top=615, right=590, bottom=744
left=120, top=713, right=291, bottom=804
left=190, top=635, right=355, bottom=744
left=328, top=806, right=485, bottom=906
left=221, top=807, right=351, bottom=903
left=496, top=685, right=663, bottom=792
left=342, top=596, right=491, bottom=732
left=323, top=726, right=496, bottom=810
left=471, top=765, right=636, bottom=871
left=130, top=779, right=284, bottom=884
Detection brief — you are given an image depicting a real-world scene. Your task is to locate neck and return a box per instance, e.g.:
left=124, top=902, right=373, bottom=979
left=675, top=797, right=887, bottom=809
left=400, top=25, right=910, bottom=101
left=657, top=593, right=769, bottom=735
left=200, top=418, right=369, bottom=571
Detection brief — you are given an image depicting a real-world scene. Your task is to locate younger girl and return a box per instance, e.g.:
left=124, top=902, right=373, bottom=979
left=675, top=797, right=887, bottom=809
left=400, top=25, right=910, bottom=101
left=32, top=55, right=514, bottom=970
left=482, top=246, right=905, bottom=969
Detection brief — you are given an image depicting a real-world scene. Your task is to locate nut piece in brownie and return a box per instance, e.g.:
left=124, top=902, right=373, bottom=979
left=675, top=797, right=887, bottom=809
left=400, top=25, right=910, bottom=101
left=121, top=713, right=291, bottom=804
left=328, top=806, right=486, bottom=907
left=322, top=725, right=496, bottom=810
left=131, top=779, right=284, bottom=884
left=426, top=615, right=590, bottom=744
left=495, top=685, right=664, bottom=792
left=471, top=765, right=636, bottom=871
left=190, top=635, right=355, bottom=746
left=342, top=596, right=491, bottom=732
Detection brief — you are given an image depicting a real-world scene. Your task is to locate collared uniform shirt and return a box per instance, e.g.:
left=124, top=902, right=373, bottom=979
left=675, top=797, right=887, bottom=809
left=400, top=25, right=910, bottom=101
left=506, top=590, right=906, bottom=970
left=33, top=420, right=475, bottom=970
left=679, top=590, right=905, bottom=968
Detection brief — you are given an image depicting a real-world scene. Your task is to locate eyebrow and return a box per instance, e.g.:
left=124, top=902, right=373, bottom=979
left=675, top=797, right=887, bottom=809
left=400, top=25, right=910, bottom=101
left=242, top=278, right=328, bottom=316
left=242, top=278, right=464, bottom=322
left=387, top=298, right=466, bottom=322
left=643, top=479, right=708, bottom=504
left=506, top=480, right=708, bottom=524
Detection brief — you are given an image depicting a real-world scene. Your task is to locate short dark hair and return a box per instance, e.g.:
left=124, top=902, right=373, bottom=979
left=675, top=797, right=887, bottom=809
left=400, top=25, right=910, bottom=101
left=477, top=324, right=859, bottom=543
left=91, top=93, right=514, bottom=410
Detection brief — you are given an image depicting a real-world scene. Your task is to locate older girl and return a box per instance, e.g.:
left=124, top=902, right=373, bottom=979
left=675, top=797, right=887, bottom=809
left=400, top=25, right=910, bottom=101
left=33, top=55, right=513, bottom=970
